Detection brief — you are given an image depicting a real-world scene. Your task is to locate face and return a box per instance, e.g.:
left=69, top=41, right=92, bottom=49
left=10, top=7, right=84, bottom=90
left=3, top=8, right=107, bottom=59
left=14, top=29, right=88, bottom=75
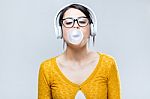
left=61, top=8, right=91, bottom=48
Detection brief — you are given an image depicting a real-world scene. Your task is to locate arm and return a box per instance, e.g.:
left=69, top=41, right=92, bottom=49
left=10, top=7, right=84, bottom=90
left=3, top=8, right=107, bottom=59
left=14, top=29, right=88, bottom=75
left=107, top=58, right=121, bottom=99
left=38, top=63, right=52, bottom=99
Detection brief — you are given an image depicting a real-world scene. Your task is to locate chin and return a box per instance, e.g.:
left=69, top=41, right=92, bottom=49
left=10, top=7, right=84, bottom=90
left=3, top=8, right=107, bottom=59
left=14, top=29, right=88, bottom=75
left=67, top=42, right=87, bottom=49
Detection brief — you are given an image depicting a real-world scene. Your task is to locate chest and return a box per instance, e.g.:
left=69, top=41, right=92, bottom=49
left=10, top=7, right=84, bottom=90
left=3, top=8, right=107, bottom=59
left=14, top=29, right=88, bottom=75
left=56, top=58, right=99, bottom=85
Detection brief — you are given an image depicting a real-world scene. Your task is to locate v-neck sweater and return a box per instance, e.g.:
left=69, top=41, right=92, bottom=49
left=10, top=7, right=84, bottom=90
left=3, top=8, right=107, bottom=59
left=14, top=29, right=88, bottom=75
left=38, top=52, right=121, bottom=99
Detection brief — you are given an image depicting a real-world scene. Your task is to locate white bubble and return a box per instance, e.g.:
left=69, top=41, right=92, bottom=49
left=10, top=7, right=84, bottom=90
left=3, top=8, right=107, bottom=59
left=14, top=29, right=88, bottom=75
left=67, top=29, right=83, bottom=45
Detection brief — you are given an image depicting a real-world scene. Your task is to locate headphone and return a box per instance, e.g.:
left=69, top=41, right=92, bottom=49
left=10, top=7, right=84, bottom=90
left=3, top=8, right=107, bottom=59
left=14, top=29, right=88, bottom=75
left=54, top=3, right=97, bottom=39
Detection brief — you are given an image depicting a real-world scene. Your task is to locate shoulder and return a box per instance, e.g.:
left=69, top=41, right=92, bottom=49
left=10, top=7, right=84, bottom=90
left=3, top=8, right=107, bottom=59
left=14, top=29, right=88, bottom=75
left=39, top=56, right=57, bottom=72
left=98, top=52, right=119, bottom=76
left=38, top=56, right=58, bottom=84
left=99, top=52, right=117, bottom=68
left=99, top=52, right=115, bottom=61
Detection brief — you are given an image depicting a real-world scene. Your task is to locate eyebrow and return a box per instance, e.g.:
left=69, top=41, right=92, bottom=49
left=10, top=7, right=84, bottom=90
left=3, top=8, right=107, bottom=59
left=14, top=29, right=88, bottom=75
left=62, top=16, right=87, bottom=20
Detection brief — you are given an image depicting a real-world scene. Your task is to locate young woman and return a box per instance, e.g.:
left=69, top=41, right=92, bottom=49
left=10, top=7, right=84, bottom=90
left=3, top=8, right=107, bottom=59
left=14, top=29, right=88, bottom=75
left=38, top=3, right=121, bottom=99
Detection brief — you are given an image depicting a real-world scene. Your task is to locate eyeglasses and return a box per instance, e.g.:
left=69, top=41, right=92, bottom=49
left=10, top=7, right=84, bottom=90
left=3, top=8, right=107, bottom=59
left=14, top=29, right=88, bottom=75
left=61, top=17, right=89, bottom=28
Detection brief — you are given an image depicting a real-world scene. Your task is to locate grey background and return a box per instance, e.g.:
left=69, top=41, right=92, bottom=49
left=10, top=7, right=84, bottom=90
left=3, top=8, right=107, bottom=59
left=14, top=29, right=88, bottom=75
left=0, top=0, right=150, bottom=99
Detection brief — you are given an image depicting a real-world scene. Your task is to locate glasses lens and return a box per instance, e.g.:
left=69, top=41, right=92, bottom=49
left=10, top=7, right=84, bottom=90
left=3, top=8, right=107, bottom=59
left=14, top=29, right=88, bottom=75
left=78, top=17, right=89, bottom=27
left=62, top=18, right=73, bottom=28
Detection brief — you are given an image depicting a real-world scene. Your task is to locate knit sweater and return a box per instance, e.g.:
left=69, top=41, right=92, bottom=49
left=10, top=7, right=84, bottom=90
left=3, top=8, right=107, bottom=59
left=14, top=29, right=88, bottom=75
left=38, top=52, right=121, bottom=99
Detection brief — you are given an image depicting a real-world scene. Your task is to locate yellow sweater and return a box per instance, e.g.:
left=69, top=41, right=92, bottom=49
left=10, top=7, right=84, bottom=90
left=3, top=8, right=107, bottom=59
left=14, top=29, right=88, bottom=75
left=38, top=52, right=121, bottom=99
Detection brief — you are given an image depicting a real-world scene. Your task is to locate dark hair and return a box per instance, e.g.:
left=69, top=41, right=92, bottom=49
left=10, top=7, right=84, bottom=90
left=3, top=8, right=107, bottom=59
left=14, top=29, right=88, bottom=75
left=57, top=4, right=93, bottom=26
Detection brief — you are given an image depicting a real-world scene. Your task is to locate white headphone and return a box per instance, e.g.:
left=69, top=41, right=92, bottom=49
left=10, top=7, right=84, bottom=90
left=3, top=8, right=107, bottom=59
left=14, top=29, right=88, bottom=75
left=54, top=3, right=97, bottom=39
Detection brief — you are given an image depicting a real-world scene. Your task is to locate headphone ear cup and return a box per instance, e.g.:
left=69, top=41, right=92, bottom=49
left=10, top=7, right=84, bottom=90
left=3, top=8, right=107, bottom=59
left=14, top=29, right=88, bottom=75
left=91, top=24, right=96, bottom=36
left=57, top=26, right=62, bottom=39
left=90, top=24, right=95, bottom=36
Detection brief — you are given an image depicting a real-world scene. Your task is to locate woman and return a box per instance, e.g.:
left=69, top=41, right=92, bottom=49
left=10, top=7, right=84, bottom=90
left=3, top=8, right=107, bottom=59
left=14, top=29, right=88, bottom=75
left=38, top=3, right=121, bottom=99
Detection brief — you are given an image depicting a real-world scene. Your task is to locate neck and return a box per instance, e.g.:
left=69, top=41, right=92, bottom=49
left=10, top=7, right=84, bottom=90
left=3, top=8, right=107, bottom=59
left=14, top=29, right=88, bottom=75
left=63, top=43, right=91, bottom=63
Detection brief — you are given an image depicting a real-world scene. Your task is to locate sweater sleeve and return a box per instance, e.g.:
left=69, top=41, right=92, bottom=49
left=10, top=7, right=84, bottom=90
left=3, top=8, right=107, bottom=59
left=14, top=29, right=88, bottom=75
left=38, top=62, right=52, bottom=99
left=107, top=58, right=121, bottom=99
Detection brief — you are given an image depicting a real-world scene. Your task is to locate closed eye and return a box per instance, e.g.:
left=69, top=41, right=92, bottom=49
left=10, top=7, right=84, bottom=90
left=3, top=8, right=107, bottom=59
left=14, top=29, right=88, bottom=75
left=79, top=21, right=86, bottom=24
left=65, top=22, right=73, bottom=25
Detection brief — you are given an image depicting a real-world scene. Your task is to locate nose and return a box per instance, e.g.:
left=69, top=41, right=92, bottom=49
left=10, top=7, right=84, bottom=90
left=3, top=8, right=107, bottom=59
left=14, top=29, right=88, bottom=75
left=73, top=20, right=79, bottom=28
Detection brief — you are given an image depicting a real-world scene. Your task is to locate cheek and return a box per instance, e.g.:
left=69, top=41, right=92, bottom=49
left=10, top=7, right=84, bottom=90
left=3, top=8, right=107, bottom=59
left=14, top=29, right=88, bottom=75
left=62, top=27, right=69, bottom=40
left=82, top=26, right=90, bottom=38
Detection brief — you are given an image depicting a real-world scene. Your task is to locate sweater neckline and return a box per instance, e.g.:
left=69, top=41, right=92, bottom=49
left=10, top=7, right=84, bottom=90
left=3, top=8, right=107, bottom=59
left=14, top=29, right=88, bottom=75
left=53, top=52, right=102, bottom=88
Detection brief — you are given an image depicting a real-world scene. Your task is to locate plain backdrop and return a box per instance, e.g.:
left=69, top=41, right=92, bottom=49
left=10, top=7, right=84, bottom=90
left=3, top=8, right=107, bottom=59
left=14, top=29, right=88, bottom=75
left=0, top=0, right=150, bottom=99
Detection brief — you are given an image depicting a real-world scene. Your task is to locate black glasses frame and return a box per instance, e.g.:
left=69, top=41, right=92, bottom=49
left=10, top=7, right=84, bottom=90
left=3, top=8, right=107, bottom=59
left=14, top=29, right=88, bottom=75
left=61, top=16, right=89, bottom=28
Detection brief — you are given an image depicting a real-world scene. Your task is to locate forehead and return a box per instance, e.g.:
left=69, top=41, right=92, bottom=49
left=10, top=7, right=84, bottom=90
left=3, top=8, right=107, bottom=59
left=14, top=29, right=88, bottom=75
left=63, top=8, right=86, bottom=19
